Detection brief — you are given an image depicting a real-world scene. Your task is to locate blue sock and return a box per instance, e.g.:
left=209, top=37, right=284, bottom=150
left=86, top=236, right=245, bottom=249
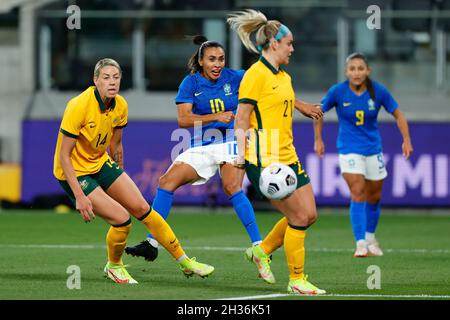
left=366, top=202, right=381, bottom=233
left=229, top=190, right=262, bottom=244
left=147, top=187, right=174, bottom=240
left=349, top=201, right=366, bottom=241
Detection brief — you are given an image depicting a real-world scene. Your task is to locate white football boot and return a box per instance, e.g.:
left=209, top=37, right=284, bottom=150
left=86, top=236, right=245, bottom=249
left=353, top=240, right=368, bottom=257
left=367, top=238, right=384, bottom=256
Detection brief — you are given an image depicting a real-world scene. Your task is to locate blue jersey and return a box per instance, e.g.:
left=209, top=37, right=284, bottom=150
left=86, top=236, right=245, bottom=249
left=175, top=68, right=245, bottom=147
left=321, top=80, right=398, bottom=155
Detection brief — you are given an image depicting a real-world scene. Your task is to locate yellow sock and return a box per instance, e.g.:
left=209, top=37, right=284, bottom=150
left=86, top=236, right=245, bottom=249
left=260, top=217, right=288, bottom=255
left=139, top=208, right=185, bottom=260
left=284, top=224, right=306, bottom=280
left=106, top=219, right=132, bottom=264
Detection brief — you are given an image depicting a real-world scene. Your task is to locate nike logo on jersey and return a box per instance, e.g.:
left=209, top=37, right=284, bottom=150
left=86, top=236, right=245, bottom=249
left=272, top=85, right=279, bottom=90
left=194, top=92, right=203, bottom=96
left=343, top=102, right=351, bottom=107
left=170, top=238, right=177, bottom=244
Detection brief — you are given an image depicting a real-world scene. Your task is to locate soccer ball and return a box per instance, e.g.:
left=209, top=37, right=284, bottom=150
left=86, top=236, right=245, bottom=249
left=259, top=163, right=297, bottom=200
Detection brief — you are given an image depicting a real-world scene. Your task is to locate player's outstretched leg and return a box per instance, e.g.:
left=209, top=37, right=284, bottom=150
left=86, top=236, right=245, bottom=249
left=139, top=208, right=214, bottom=278
left=125, top=187, right=174, bottom=261
left=229, top=190, right=262, bottom=245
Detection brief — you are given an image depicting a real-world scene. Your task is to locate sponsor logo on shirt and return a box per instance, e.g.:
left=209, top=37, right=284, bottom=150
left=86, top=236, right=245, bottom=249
left=368, top=99, right=375, bottom=110
left=343, top=102, right=352, bottom=107
left=194, top=92, right=203, bottom=97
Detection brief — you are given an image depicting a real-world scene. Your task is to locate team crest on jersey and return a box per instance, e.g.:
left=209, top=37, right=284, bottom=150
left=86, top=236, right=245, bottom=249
left=79, top=179, right=89, bottom=190
left=224, top=83, right=232, bottom=96
left=368, top=99, right=375, bottom=110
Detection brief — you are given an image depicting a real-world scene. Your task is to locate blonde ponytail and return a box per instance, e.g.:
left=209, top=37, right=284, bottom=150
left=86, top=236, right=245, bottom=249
left=227, top=9, right=281, bottom=54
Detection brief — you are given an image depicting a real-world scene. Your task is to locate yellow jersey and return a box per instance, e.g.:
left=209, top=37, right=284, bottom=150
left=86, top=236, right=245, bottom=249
left=53, top=86, right=128, bottom=180
left=238, top=57, right=298, bottom=167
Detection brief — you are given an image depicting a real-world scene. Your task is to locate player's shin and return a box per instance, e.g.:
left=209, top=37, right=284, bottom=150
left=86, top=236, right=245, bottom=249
left=285, top=224, right=306, bottom=280
left=260, top=217, right=288, bottom=254
left=146, top=187, right=175, bottom=241
left=366, top=201, right=381, bottom=234
left=350, top=201, right=367, bottom=241
left=138, top=208, right=185, bottom=260
left=230, top=190, right=262, bottom=244
left=106, top=218, right=132, bottom=264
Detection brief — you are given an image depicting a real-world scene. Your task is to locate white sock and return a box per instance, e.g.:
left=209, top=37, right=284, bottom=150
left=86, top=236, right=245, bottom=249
left=357, top=239, right=367, bottom=246
left=365, top=232, right=375, bottom=241
left=176, top=254, right=188, bottom=263
left=252, top=240, right=262, bottom=246
left=147, top=238, right=159, bottom=248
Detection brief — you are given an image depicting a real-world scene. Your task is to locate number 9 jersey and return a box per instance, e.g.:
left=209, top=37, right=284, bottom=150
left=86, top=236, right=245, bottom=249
left=321, top=80, right=398, bottom=156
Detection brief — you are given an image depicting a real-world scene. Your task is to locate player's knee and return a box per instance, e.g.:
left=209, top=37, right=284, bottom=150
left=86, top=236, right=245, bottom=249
left=158, top=174, right=169, bottom=188
left=111, top=213, right=131, bottom=227
left=288, top=204, right=318, bottom=228
left=128, top=202, right=151, bottom=217
left=367, top=192, right=381, bottom=204
left=222, top=181, right=240, bottom=197
left=158, top=174, right=179, bottom=191
left=308, top=210, right=318, bottom=226
left=350, top=188, right=365, bottom=202
left=158, top=174, right=173, bottom=190
left=289, top=212, right=309, bottom=227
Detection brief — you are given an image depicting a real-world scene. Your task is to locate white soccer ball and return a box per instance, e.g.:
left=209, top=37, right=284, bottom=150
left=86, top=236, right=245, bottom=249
left=259, top=163, right=298, bottom=200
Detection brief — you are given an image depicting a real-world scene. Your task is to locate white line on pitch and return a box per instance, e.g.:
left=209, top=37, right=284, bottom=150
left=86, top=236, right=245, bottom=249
left=0, top=244, right=449, bottom=254
left=218, top=293, right=450, bottom=300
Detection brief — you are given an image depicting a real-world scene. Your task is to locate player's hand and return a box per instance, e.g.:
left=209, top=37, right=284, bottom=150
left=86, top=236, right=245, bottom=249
left=314, top=139, right=325, bottom=158
left=402, top=140, right=413, bottom=160
left=75, top=195, right=95, bottom=222
left=215, top=111, right=235, bottom=124
left=299, top=103, right=323, bottom=120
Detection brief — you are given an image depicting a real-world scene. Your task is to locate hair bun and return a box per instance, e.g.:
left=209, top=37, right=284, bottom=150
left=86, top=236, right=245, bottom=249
left=193, top=35, right=208, bottom=45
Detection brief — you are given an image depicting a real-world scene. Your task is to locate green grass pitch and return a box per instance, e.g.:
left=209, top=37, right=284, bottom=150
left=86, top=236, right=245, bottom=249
left=0, top=208, right=449, bottom=300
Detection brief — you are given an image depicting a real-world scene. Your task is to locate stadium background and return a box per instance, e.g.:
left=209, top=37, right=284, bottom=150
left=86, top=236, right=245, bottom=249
left=1, top=0, right=448, bottom=209
left=0, top=0, right=449, bottom=302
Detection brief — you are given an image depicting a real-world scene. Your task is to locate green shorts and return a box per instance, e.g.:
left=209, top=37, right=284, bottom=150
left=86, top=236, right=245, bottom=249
left=245, top=160, right=311, bottom=199
left=58, top=159, right=124, bottom=205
